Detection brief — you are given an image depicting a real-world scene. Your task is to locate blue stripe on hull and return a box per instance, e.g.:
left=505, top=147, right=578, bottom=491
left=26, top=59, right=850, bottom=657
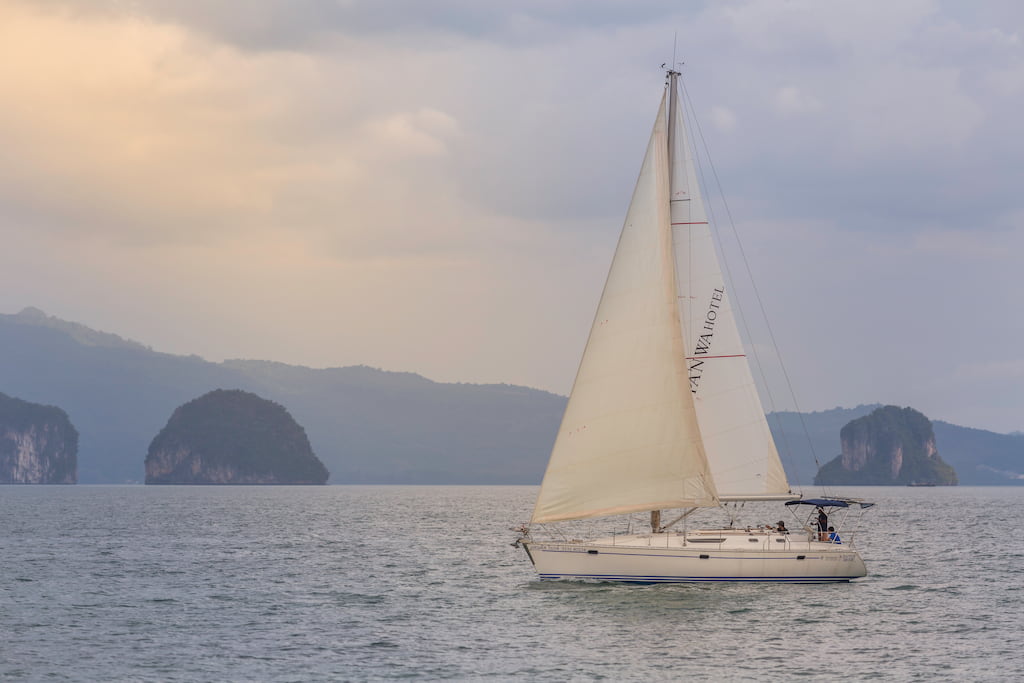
left=541, top=548, right=823, bottom=560
left=538, top=574, right=856, bottom=583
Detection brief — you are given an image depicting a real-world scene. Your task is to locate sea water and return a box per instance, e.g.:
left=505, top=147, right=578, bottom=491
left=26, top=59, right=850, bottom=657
left=1, top=485, right=1021, bottom=681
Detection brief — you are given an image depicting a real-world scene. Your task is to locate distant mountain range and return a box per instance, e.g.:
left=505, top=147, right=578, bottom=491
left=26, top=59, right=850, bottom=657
left=2, top=307, right=1022, bottom=485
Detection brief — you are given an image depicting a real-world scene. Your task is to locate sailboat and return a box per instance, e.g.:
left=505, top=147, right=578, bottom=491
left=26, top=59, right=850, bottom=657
left=515, top=70, right=872, bottom=583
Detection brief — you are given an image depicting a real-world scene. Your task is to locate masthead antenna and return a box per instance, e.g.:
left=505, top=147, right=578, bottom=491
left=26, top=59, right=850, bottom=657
left=664, top=33, right=685, bottom=81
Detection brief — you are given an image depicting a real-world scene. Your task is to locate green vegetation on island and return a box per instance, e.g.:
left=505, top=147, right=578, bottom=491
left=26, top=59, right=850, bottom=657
left=814, top=405, right=958, bottom=486
left=145, top=389, right=328, bottom=484
left=0, top=391, right=78, bottom=484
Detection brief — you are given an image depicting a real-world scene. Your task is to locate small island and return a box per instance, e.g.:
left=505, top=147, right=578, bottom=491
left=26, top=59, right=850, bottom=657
left=815, top=405, right=957, bottom=486
left=145, top=389, right=329, bottom=484
left=0, top=391, right=78, bottom=484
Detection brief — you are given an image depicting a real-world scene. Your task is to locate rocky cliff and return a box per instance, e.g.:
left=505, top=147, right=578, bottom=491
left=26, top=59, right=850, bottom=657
left=0, top=392, right=78, bottom=484
left=145, top=389, right=328, bottom=484
left=814, top=405, right=958, bottom=485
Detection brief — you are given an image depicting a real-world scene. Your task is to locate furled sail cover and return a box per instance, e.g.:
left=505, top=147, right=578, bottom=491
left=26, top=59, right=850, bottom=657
left=667, top=85, right=792, bottom=500
left=531, top=93, right=718, bottom=524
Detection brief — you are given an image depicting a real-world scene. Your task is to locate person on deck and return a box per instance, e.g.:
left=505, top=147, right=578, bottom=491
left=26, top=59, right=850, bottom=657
left=817, top=507, right=828, bottom=542
left=828, top=526, right=841, bottom=543
left=776, top=521, right=789, bottom=534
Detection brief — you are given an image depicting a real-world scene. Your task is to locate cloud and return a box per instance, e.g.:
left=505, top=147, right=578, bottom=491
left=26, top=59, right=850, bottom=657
left=953, top=359, right=1024, bottom=382
left=362, top=109, right=460, bottom=157
left=913, top=225, right=1024, bottom=260
left=0, top=3, right=336, bottom=245
left=2, top=0, right=1024, bottom=433
left=31, top=0, right=691, bottom=51
left=773, top=86, right=821, bottom=116
left=709, top=105, right=737, bottom=131
left=0, top=2, right=478, bottom=258
left=0, top=0, right=630, bottom=395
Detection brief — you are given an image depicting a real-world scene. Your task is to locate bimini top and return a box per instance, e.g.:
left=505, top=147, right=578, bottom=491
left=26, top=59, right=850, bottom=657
left=785, top=498, right=875, bottom=509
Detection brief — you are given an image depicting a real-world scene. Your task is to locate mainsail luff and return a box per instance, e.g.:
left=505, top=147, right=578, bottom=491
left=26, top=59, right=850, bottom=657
left=530, top=88, right=718, bottom=525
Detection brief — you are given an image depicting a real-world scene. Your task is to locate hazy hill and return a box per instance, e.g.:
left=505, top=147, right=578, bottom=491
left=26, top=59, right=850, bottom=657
left=931, top=422, right=1024, bottom=485
left=0, top=308, right=563, bottom=483
left=2, top=307, right=1022, bottom=485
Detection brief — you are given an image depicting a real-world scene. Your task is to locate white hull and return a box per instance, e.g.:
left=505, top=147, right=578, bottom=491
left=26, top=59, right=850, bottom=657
left=523, top=529, right=866, bottom=583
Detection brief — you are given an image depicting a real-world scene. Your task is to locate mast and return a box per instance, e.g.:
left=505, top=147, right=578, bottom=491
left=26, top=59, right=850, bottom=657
left=651, top=68, right=683, bottom=534
left=666, top=69, right=680, bottom=190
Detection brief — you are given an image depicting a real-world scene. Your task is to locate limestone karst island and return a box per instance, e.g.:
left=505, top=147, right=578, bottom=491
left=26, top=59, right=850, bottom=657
left=145, top=389, right=329, bottom=485
left=0, top=391, right=78, bottom=484
left=815, top=405, right=958, bottom=486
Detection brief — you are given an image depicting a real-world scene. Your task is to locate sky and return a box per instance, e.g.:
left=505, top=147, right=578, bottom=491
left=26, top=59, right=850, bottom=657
left=1, top=0, right=1023, bottom=433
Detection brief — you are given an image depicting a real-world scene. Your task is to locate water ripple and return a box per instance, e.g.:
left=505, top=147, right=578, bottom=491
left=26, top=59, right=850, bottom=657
left=0, top=485, right=1022, bottom=681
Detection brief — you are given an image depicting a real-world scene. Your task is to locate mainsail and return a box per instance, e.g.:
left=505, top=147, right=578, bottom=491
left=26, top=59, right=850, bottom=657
left=667, top=78, right=792, bottom=501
